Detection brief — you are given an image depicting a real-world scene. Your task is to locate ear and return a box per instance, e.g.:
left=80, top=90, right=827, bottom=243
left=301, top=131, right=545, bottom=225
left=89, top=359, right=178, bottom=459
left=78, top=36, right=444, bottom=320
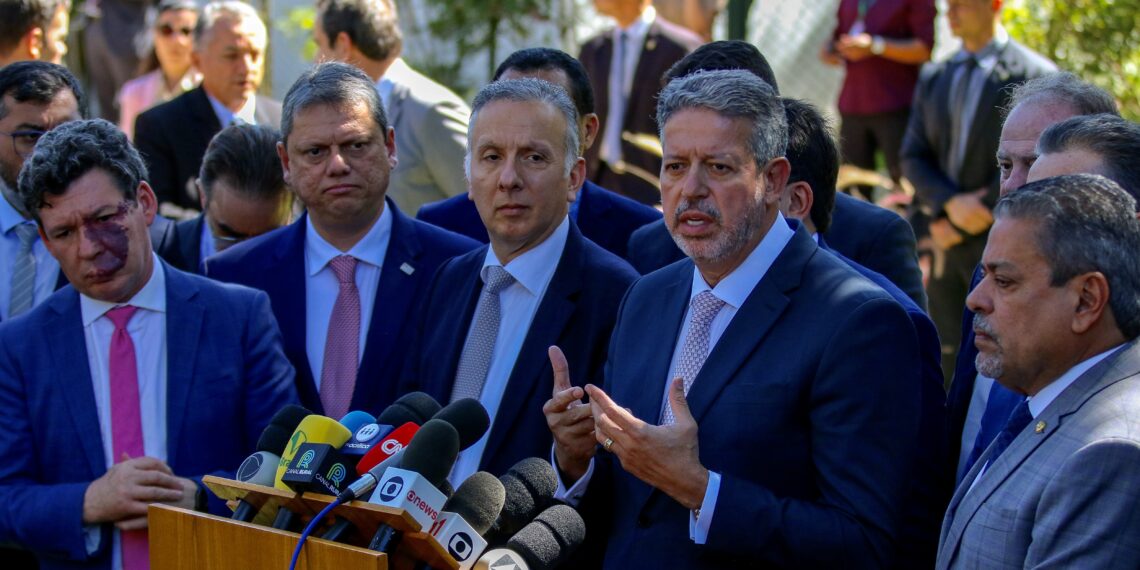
left=197, top=179, right=208, bottom=210
left=762, top=157, right=792, bottom=205
left=1070, top=271, right=1111, bottom=335
left=784, top=181, right=814, bottom=223
left=277, top=141, right=292, bottom=186
left=137, top=181, right=158, bottom=226
left=581, top=113, right=600, bottom=153
left=568, top=157, right=586, bottom=203
left=24, top=27, right=44, bottom=60
left=334, top=31, right=355, bottom=62
left=191, top=49, right=202, bottom=71
left=384, top=126, right=398, bottom=169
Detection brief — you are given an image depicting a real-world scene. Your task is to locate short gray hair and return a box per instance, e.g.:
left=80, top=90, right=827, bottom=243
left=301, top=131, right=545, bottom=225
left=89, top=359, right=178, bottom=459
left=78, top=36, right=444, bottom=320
left=466, top=78, right=580, bottom=177
left=280, top=61, right=388, bottom=147
left=1005, top=72, right=1119, bottom=118
left=657, top=69, right=787, bottom=168
left=17, top=119, right=147, bottom=222
left=194, top=1, right=266, bottom=49
left=996, top=174, right=1140, bottom=339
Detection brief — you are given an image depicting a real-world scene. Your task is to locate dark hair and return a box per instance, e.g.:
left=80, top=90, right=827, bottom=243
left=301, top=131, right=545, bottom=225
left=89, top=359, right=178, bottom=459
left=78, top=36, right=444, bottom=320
left=199, top=124, right=288, bottom=205
left=316, top=0, right=402, bottom=62
left=280, top=61, right=388, bottom=147
left=493, top=47, right=594, bottom=118
left=0, top=0, right=67, bottom=56
left=136, top=0, right=200, bottom=76
left=0, top=60, right=85, bottom=120
left=1036, top=114, right=1140, bottom=203
left=997, top=174, right=1140, bottom=339
left=18, top=119, right=147, bottom=221
left=663, top=40, right=779, bottom=93
left=783, top=98, right=839, bottom=234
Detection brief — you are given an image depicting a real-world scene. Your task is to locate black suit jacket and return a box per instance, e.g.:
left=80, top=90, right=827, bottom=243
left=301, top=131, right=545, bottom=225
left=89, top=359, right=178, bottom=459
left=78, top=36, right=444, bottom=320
left=579, top=17, right=702, bottom=205
left=900, top=40, right=1056, bottom=216
left=134, top=87, right=282, bottom=211
left=415, top=180, right=661, bottom=261
left=401, top=222, right=637, bottom=475
left=155, top=214, right=206, bottom=274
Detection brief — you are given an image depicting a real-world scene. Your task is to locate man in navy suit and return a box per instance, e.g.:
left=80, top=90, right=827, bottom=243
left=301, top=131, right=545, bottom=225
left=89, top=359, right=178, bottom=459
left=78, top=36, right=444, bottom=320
left=205, top=62, right=479, bottom=418
left=625, top=42, right=925, bottom=306
left=545, top=70, right=922, bottom=567
left=402, top=79, right=637, bottom=482
left=0, top=119, right=297, bottom=569
left=416, top=47, right=660, bottom=261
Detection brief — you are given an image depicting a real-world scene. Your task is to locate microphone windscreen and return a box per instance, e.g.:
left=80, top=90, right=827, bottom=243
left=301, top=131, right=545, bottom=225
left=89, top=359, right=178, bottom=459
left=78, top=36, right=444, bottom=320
left=432, top=398, right=491, bottom=450
left=444, top=471, right=506, bottom=536
left=274, top=414, right=353, bottom=490
left=339, top=410, right=377, bottom=434
left=493, top=458, right=558, bottom=539
left=439, top=478, right=454, bottom=499
left=507, top=505, right=586, bottom=570
left=399, top=419, right=460, bottom=488
left=378, top=391, right=441, bottom=426
left=256, top=404, right=312, bottom=452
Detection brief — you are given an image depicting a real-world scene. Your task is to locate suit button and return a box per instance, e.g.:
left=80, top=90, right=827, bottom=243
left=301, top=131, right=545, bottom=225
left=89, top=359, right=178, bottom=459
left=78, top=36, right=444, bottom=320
left=636, top=514, right=650, bottom=528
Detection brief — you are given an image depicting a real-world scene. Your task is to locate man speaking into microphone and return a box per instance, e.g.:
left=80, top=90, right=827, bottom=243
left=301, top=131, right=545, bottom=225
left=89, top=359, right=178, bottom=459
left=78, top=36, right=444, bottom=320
left=544, top=70, right=924, bottom=567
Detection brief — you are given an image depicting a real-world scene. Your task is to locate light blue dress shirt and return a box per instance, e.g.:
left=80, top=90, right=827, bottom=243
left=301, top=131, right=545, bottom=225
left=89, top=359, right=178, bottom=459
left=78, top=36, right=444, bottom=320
left=0, top=187, right=60, bottom=320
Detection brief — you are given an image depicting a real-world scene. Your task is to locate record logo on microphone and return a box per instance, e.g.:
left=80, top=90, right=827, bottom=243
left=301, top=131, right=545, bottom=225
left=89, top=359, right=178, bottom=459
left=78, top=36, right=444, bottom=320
left=236, top=453, right=263, bottom=482
left=378, top=476, right=405, bottom=502
left=447, top=532, right=474, bottom=561
left=355, top=423, right=381, bottom=442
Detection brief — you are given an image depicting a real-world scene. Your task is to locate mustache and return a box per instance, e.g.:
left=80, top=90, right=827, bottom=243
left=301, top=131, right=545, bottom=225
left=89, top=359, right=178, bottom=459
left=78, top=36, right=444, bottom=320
left=973, top=314, right=997, bottom=339
left=673, top=199, right=722, bottom=222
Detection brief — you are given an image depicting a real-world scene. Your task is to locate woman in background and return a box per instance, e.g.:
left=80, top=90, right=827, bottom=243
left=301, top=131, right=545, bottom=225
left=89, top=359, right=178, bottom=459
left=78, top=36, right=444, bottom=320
left=117, top=0, right=201, bottom=139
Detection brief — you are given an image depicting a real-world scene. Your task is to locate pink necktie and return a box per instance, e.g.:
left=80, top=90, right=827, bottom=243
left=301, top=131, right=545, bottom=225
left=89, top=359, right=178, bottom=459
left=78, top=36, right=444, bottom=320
left=106, top=305, right=149, bottom=570
left=320, top=255, right=360, bottom=419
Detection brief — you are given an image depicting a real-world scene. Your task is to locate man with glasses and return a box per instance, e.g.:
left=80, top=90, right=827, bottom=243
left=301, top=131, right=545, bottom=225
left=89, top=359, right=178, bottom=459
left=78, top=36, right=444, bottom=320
left=158, top=124, right=293, bottom=273
left=0, top=61, right=81, bottom=323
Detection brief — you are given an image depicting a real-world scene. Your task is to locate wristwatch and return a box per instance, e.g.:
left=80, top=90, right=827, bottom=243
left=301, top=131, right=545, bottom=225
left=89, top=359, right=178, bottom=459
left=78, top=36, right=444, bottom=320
left=870, top=36, right=886, bottom=56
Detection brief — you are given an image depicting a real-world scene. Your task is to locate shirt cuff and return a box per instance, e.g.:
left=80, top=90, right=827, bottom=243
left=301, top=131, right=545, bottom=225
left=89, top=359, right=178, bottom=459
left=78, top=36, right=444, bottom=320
left=689, top=470, right=720, bottom=544
left=84, top=524, right=100, bottom=555
left=551, top=446, right=595, bottom=507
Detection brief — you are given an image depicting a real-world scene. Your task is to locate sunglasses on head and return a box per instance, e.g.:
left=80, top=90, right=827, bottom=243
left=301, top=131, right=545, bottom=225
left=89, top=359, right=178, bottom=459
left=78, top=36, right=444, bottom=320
left=157, top=23, right=194, bottom=37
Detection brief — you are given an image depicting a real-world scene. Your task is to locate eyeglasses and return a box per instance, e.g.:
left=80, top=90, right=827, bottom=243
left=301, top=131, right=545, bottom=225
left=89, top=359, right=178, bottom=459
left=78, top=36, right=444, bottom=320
left=157, top=23, right=194, bottom=38
left=0, top=129, right=46, bottom=158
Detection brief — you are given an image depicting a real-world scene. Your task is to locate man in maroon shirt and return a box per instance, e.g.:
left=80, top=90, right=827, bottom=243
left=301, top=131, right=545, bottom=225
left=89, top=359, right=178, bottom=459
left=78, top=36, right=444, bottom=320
left=822, top=0, right=935, bottom=190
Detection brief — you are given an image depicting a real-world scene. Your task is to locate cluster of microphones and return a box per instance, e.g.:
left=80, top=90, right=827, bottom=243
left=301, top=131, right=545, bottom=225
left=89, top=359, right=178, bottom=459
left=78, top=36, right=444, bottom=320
left=227, top=392, right=586, bottom=570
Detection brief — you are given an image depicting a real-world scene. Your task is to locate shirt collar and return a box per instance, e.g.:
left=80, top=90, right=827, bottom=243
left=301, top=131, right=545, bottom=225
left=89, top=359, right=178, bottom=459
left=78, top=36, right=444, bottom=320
left=481, top=215, right=570, bottom=297
left=0, top=179, right=30, bottom=234
left=1027, top=344, right=1124, bottom=418
left=688, top=212, right=795, bottom=310
left=305, top=204, right=393, bottom=277
left=79, top=252, right=167, bottom=326
left=377, top=58, right=410, bottom=111
left=206, top=91, right=258, bottom=127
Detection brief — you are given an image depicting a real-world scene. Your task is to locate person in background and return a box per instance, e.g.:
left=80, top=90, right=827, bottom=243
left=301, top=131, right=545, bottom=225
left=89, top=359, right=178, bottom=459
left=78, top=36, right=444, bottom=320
left=0, top=0, right=70, bottom=67
left=117, top=0, right=202, bottom=140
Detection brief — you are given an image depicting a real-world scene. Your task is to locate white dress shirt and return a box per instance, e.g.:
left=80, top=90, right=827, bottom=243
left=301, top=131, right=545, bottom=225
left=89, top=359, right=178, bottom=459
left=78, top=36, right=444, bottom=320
left=304, top=207, right=391, bottom=385
left=599, top=6, right=655, bottom=167
left=556, top=213, right=795, bottom=544
left=0, top=185, right=60, bottom=320
left=450, top=217, right=570, bottom=486
left=206, top=91, right=258, bottom=127
left=79, top=253, right=169, bottom=570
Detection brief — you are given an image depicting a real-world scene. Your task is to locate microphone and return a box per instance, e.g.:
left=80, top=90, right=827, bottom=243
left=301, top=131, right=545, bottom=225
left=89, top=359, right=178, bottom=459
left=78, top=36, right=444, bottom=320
left=271, top=414, right=352, bottom=530
left=381, top=391, right=444, bottom=426
left=475, top=505, right=586, bottom=570
left=426, top=471, right=505, bottom=569
left=367, top=419, right=460, bottom=552
left=344, top=392, right=443, bottom=458
left=231, top=405, right=311, bottom=522
left=485, top=458, right=557, bottom=546
left=432, top=397, right=491, bottom=450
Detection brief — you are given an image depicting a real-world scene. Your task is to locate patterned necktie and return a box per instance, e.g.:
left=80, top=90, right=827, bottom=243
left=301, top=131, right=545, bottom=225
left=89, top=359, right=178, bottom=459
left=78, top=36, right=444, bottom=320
left=980, top=399, right=1033, bottom=476
left=959, top=382, right=1025, bottom=483
left=9, top=223, right=39, bottom=318
left=106, top=305, right=149, bottom=570
left=451, top=266, right=516, bottom=403
left=320, top=255, right=360, bottom=419
left=662, top=291, right=726, bottom=425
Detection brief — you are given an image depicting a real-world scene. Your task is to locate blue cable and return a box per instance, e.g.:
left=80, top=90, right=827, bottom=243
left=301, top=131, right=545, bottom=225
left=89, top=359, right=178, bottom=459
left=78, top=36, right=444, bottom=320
left=288, top=497, right=343, bottom=570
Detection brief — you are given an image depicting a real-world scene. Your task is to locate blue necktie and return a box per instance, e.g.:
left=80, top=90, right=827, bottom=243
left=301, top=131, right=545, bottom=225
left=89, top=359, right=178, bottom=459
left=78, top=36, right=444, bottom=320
left=959, top=382, right=1025, bottom=482
left=979, top=399, right=1033, bottom=476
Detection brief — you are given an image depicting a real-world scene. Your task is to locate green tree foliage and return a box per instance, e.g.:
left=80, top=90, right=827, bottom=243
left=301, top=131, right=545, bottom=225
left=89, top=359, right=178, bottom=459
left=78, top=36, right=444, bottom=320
left=423, top=0, right=548, bottom=83
left=1004, top=0, right=1140, bottom=120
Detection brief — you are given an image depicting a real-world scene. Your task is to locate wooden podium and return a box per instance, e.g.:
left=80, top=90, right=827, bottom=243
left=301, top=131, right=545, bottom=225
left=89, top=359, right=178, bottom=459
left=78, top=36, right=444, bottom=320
left=148, top=476, right=459, bottom=570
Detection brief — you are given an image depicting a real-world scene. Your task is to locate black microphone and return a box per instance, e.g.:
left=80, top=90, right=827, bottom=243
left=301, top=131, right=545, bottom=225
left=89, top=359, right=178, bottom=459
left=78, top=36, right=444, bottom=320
left=432, top=397, right=491, bottom=451
left=485, top=458, right=557, bottom=546
left=423, top=471, right=506, bottom=568
left=475, top=505, right=586, bottom=570
left=381, top=391, right=443, bottom=426
left=367, top=419, right=460, bottom=553
left=231, top=404, right=311, bottom=522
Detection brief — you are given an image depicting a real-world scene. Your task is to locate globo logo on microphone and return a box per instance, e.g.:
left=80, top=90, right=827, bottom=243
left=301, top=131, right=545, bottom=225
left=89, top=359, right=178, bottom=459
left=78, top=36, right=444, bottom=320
left=447, top=531, right=474, bottom=561
left=378, top=476, right=405, bottom=502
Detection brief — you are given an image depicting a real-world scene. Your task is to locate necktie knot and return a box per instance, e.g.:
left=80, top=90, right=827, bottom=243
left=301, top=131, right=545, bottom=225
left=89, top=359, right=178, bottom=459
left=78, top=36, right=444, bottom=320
left=13, top=223, right=37, bottom=249
left=1001, top=400, right=1033, bottom=438
left=106, top=305, right=138, bottom=331
left=482, top=266, right=515, bottom=296
left=689, top=291, right=725, bottom=326
left=329, top=255, right=357, bottom=285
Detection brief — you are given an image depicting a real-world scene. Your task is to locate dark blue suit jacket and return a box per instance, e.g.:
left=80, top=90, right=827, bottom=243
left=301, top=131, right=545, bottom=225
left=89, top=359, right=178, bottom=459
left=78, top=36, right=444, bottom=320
left=415, top=180, right=661, bottom=261
left=626, top=193, right=926, bottom=308
left=401, top=222, right=637, bottom=476
left=203, top=201, right=480, bottom=415
left=585, top=222, right=923, bottom=568
left=0, top=263, right=297, bottom=569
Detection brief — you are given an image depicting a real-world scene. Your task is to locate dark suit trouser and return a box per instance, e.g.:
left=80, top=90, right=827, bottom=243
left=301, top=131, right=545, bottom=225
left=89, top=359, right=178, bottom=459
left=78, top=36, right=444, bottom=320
left=840, top=109, right=911, bottom=198
left=928, top=232, right=987, bottom=382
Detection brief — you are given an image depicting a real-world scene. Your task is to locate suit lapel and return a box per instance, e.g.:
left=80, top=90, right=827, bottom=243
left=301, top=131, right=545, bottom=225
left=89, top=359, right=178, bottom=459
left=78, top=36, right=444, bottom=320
left=163, top=265, right=204, bottom=466
left=177, top=215, right=204, bottom=271
left=188, top=87, right=223, bottom=133
left=47, top=290, right=106, bottom=476
left=353, top=202, right=422, bottom=411
left=622, top=262, right=690, bottom=425
left=265, top=218, right=316, bottom=409
left=481, top=225, right=586, bottom=468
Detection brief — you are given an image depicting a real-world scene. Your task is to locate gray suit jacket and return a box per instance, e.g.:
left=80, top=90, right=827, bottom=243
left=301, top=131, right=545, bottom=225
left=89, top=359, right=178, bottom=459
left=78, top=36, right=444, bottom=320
left=383, top=59, right=471, bottom=213
left=936, top=340, right=1140, bottom=569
